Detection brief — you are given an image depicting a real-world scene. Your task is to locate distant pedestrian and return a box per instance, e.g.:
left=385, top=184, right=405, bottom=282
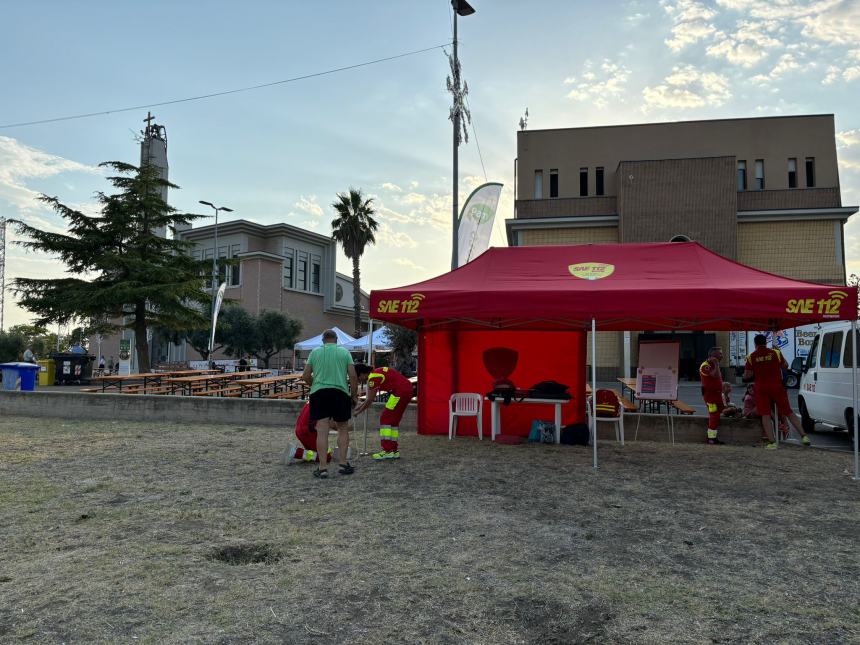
left=744, top=334, right=811, bottom=449
left=108, top=356, right=115, bottom=374
left=302, top=329, right=357, bottom=479
left=720, top=382, right=741, bottom=418
left=98, top=355, right=106, bottom=373
left=238, top=356, right=249, bottom=372
left=699, top=347, right=725, bottom=445
left=23, top=347, right=35, bottom=363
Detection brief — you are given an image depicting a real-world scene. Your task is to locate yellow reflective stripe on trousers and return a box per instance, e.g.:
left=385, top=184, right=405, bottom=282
left=707, top=429, right=718, bottom=439
left=707, top=403, right=718, bottom=413
left=385, top=394, right=401, bottom=411
left=379, top=426, right=400, bottom=439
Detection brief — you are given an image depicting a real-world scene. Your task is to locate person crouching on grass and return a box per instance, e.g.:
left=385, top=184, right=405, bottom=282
left=285, top=402, right=352, bottom=464
left=352, top=364, right=413, bottom=460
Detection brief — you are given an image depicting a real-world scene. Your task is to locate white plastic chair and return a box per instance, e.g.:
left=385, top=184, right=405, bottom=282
left=586, top=391, right=625, bottom=445
left=449, top=393, right=484, bottom=440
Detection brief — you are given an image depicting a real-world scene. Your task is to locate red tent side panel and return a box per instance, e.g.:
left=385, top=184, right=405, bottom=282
left=418, top=329, right=587, bottom=437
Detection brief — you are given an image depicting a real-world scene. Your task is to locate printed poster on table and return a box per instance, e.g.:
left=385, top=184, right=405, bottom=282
left=636, top=341, right=680, bottom=401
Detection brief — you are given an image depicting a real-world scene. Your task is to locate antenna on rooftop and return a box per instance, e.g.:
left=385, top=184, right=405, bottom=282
left=519, top=107, right=529, bottom=131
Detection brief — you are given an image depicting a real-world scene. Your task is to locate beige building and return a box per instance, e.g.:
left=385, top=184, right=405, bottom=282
left=509, top=114, right=858, bottom=379
left=177, top=219, right=369, bottom=367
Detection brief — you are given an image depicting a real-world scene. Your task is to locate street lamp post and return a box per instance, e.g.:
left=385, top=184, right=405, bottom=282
left=198, top=200, right=233, bottom=358
left=451, top=0, right=475, bottom=271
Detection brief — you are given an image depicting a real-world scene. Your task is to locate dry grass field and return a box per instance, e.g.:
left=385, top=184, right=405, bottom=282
left=1, top=415, right=858, bottom=644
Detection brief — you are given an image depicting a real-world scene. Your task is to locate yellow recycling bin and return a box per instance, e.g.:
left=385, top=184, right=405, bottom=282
left=37, top=359, right=55, bottom=386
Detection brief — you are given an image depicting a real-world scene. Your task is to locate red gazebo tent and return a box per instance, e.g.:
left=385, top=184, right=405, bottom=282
left=370, top=243, right=859, bottom=471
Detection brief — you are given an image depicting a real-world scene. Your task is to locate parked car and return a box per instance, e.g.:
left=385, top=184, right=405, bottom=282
left=797, top=321, right=858, bottom=440
left=783, top=357, right=803, bottom=389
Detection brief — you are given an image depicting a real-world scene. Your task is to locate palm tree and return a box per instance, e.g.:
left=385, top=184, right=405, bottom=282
left=331, top=188, right=379, bottom=337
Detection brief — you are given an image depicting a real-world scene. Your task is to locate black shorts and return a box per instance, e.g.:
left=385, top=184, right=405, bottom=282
left=309, top=388, right=353, bottom=423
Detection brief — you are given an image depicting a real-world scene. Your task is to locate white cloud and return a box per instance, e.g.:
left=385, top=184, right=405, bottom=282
left=294, top=194, right=323, bottom=217
left=706, top=20, right=783, bottom=67
left=642, top=65, right=732, bottom=109
left=800, top=0, right=860, bottom=46
left=392, top=257, right=423, bottom=270
left=660, top=0, right=717, bottom=52
left=750, top=53, right=800, bottom=82
left=409, top=181, right=419, bottom=189
left=836, top=130, right=860, bottom=148
left=377, top=223, right=417, bottom=249
left=299, top=219, right=320, bottom=230
left=823, top=62, right=860, bottom=85
left=0, top=135, right=99, bottom=212
left=381, top=182, right=402, bottom=192
left=565, top=59, right=631, bottom=108
left=401, top=192, right=426, bottom=205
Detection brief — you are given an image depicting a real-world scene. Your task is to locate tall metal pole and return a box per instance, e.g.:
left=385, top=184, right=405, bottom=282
left=0, top=216, right=6, bottom=331
left=852, top=319, right=858, bottom=481
left=451, top=8, right=459, bottom=271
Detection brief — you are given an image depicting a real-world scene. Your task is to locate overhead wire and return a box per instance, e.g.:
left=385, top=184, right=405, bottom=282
left=0, top=43, right=451, bottom=129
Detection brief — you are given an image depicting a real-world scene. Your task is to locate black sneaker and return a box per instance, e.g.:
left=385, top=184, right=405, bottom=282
left=313, top=468, right=328, bottom=479
left=707, top=438, right=725, bottom=445
left=338, top=462, right=355, bottom=475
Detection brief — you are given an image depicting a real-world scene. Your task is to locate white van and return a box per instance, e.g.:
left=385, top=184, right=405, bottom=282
left=797, top=321, right=859, bottom=438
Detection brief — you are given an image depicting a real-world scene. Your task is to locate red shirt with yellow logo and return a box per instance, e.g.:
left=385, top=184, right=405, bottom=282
left=367, top=366, right=413, bottom=397
left=699, top=358, right=723, bottom=395
left=744, top=347, right=786, bottom=388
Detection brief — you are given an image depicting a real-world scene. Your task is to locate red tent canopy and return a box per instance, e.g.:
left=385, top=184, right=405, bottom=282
left=370, top=242, right=857, bottom=331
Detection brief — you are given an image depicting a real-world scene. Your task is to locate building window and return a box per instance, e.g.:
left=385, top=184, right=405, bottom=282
left=283, top=246, right=295, bottom=288
left=579, top=167, right=588, bottom=197
left=737, top=160, right=747, bottom=191
left=788, top=158, right=797, bottom=188
left=549, top=169, right=558, bottom=198
left=229, top=244, right=241, bottom=286
left=311, top=254, right=321, bottom=293
left=596, top=167, right=604, bottom=196
left=754, top=159, right=764, bottom=190
left=336, top=283, right=344, bottom=302
left=297, top=251, right=308, bottom=291
left=805, top=157, right=815, bottom=187
left=534, top=170, right=543, bottom=199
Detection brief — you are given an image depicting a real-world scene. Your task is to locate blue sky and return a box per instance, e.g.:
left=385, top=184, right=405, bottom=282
left=2, top=0, right=859, bottom=328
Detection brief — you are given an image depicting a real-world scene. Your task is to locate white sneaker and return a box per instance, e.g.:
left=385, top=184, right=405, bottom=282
left=284, top=444, right=298, bottom=464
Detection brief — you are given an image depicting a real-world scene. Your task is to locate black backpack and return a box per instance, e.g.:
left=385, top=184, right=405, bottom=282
left=530, top=380, right=571, bottom=400
left=560, top=423, right=590, bottom=446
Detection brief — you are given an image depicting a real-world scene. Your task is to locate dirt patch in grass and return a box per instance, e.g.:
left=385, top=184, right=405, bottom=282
left=1, top=415, right=859, bottom=643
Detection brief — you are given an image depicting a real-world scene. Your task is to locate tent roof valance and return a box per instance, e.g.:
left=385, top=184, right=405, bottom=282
left=370, top=242, right=858, bottom=332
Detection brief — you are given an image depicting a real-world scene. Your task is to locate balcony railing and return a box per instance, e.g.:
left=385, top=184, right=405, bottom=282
left=736, top=187, right=841, bottom=211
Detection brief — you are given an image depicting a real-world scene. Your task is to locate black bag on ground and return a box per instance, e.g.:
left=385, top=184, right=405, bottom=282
left=530, top=380, right=571, bottom=400
left=560, top=423, right=590, bottom=446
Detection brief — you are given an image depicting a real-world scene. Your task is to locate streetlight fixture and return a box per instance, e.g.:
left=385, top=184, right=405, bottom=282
left=198, top=200, right=233, bottom=358
left=451, top=0, right=475, bottom=270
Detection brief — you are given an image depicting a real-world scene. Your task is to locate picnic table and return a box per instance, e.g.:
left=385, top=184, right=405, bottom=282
left=617, top=378, right=637, bottom=400
left=168, top=370, right=269, bottom=396
left=232, top=373, right=304, bottom=398
left=90, top=370, right=217, bottom=392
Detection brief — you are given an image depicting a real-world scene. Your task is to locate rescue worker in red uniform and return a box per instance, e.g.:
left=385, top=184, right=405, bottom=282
left=286, top=403, right=348, bottom=463
left=699, top=347, right=725, bottom=445
left=744, top=334, right=811, bottom=449
left=353, top=364, right=413, bottom=460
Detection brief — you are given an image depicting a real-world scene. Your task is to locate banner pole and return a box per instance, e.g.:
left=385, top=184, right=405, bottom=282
left=592, top=318, right=598, bottom=469
left=852, top=319, right=858, bottom=481
left=360, top=319, right=375, bottom=457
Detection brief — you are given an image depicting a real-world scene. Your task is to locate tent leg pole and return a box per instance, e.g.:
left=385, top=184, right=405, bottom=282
left=592, top=318, right=598, bottom=469
left=359, top=319, right=375, bottom=458
left=853, top=320, right=858, bottom=481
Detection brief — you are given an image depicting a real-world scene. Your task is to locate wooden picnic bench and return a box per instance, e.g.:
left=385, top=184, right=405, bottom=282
left=670, top=400, right=696, bottom=415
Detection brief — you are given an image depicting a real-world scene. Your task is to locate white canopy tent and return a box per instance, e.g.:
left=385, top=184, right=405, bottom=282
left=343, top=326, right=393, bottom=352
left=293, top=326, right=354, bottom=351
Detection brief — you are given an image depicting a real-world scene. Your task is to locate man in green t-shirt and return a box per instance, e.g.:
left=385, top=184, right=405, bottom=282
left=302, top=330, right=358, bottom=479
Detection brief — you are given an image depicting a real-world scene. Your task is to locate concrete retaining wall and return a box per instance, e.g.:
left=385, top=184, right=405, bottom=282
left=0, top=391, right=761, bottom=444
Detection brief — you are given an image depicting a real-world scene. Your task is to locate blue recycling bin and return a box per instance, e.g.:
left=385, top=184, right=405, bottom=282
left=0, top=362, right=40, bottom=391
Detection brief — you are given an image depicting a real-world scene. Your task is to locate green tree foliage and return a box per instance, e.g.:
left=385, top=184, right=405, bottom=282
left=245, top=310, right=302, bottom=368
left=0, top=330, right=26, bottom=363
left=11, top=161, right=211, bottom=372
left=218, top=306, right=257, bottom=359
left=331, top=188, right=379, bottom=337
left=386, top=324, right=418, bottom=376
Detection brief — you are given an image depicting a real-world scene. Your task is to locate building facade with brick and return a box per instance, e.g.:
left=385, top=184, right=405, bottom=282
left=509, top=114, right=858, bottom=379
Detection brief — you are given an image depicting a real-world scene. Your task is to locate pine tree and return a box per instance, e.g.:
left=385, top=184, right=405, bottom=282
left=11, top=161, right=210, bottom=373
